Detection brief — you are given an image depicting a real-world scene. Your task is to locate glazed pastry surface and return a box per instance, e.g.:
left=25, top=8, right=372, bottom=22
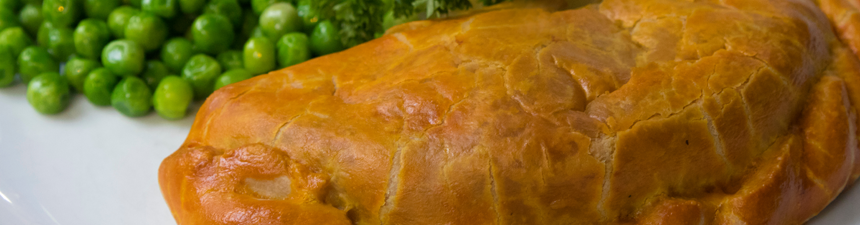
left=159, top=0, right=860, bottom=224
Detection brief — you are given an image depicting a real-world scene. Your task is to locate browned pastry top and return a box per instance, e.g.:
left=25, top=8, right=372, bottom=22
left=159, top=0, right=860, bottom=224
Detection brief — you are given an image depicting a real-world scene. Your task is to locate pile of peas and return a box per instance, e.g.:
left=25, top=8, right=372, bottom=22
left=0, top=0, right=346, bottom=119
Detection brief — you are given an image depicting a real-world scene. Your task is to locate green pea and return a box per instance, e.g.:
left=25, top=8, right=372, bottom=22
left=83, top=67, right=117, bottom=106
left=181, top=54, right=221, bottom=99
left=0, top=27, right=34, bottom=57
left=37, top=21, right=54, bottom=46
left=111, top=76, right=152, bottom=117
left=243, top=36, right=275, bottom=75
left=42, top=0, right=80, bottom=28
left=46, top=26, right=75, bottom=61
left=178, top=0, right=205, bottom=14
left=251, top=0, right=286, bottom=16
left=216, top=50, right=243, bottom=70
left=277, top=32, right=309, bottom=68
left=27, top=72, right=70, bottom=114
left=0, top=8, right=20, bottom=32
left=73, top=19, right=111, bottom=59
left=142, top=0, right=177, bottom=19
left=152, top=75, right=192, bottom=119
left=310, top=20, right=343, bottom=56
left=140, top=60, right=170, bottom=89
left=203, top=0, right=242, bottom=28
left=296, top=0, right=321, bottom=33
left=160, top=37, right=194, bottom=73
left=19, top=4, right=43, bottom=36
left=64, top=56, right=101, bottom=92
left=0, top=47, right=14, bottom=87
left=124, top=12, right=168, bottom=52
left=84, top=0, right=120, bottom=20
left=101, top=39, right=145, bottom=76
left=18, top=46, right=59, bottom=83
left=107, top=6, right=139, bottom=39
left=259, top=2, right=301, bottom=42
left=0, top=0, right=21, bottom=12
left=214, top=68, right=252, bottom=90
left=191, top=14, right=234, bottom=55
left=233, top=8, right=258, bottom=50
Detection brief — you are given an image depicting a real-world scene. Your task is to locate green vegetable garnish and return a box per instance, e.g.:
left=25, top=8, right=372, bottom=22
left=296, top=0, right=320, bottom=33
left=181, top=54, right=221, bottom=100
left=102, top=39, right=146, bottom=77
left=190, top=14, right=234, bottom=55
left=0, top=47, right=14, bottom=87
left=277, top=32, right=310, bottom=68
left=153, top=75, right=193, bottom=119
left=37, top=21, right=55, bottom=46
left=18, top=46, right=60, bottom=83
left=42, top=0, right=81, bottom=28
left=308, top=0, right=381, bottom=48
left=64, top=56, right=102, bottom=92
left=27, top=72, right=71, bottom=115
left=308, top=0, right=507, bottom=48
left=83, top=68, right=119, bottom=106
left=259, top=2, right=302, bottom=42
left=161, top=37, right=195, bottom=72
left=124, top=12, right=169, bottom=52
left=309, top=20, right=343, bottom=56
left=46, top=26, right=76, bottom=61
left=107, top=6, right=140, bottom=39
left=112, top=76, right=153, bottom=117
left=74, top=19, right=112, bottom=59
left=242, top=36, right=275, bottom=75
left=0, top=27, right=34, bottom=58
left=214, top=68, right=253, bottom=90
left=19, top=4, right=43, bottom=36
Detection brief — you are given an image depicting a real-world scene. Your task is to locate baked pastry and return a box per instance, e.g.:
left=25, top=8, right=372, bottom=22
left=159, top=0, right=860, bottom=224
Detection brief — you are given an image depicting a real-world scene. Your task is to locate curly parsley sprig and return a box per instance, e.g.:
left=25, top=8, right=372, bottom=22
left=311, top=0, right=508, bottom=48
left=395, top=0, right=472, bottom=18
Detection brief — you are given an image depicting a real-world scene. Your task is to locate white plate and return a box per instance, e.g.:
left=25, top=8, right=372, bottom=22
left=0, top=84, right=190, bottom=224
left=1, top=83, right=859, bottom=225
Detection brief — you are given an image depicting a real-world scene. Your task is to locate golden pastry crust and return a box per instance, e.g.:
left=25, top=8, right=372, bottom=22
left=816, top=0, right=860, bottom=183
left=159, top=0, right=860, bottom=224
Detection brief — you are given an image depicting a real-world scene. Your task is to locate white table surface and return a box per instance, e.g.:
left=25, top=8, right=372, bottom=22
left=0, top=83, right=858, bottom=225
